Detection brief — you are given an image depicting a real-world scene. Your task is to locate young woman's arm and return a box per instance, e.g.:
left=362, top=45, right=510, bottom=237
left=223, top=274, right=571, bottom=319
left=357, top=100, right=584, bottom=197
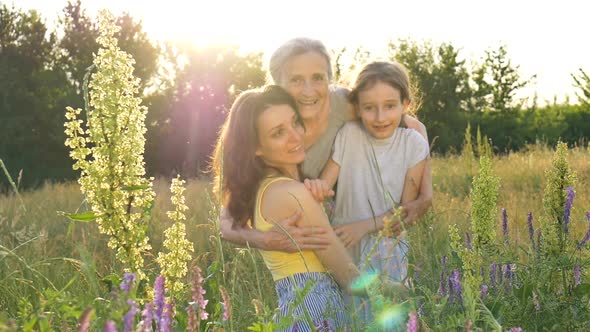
left=219, top=208, right=330, bottom=252
left=261, top=180, right=360, bottom=294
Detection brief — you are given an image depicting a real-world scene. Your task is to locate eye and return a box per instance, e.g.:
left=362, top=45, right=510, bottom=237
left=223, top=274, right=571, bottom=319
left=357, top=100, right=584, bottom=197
left=272, top=128, right=285, bottom=138
left=312, top=74, right=325, bottom=82
left=289, top=77, right=303, bottom=85
left=362, top=105, right=376, bottom=112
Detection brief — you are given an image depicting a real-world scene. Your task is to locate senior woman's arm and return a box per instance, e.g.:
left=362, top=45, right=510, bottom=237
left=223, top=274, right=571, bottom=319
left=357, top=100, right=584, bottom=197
left=401, top=115, right=433, bottom=223
left=219, top=208, right=331, bottom=252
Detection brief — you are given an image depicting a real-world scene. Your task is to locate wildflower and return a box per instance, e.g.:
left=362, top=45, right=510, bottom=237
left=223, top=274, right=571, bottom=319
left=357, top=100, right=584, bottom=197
left=123, top=300, right=138, bottom=332
left=406, top=312, right=418, bottom=332
left=498, top=264, right=503, bottom=286
left=577, top=212, right=590, bottom=249
left=470, top=156, right=500, bottom=252
left=187, top=305, right=197, bottom=332
left=465, top=232, right=472, bottom=250
left=252, top=299, right=264, bottom=316
left=157, top=176, right=195, bottom=295
left=220, top=286, right=231, bottom=321
left=154, top=275, right=166, bottom=323
left=563, top=187, right=575, bottom=233
left=159, top=301, right=174, bottom=332
left=138, top=302, right=154, bottom=332
left=481, top=284, right=489, bottom=299
left=104, top=320, right=117, bottom=332
left=504, top=264, right=514, bottom=291
left=64, top=10, right=155, bottom=277
left=574, top=265, right=582, bottom=286
left=449, top=269, right=462, bottom=304
left=490, top=264, right=497, bottom=289
left=527, top=212, right=535, bottom=250
left=465, top=319, right=473, bottom=332
left=502, top=208, right=509, bottom=244
left=190, top=266, right=209, bottom=328
left=509, top=328, right=522, bottom=332
left=120, top=273, right=136, bottom=295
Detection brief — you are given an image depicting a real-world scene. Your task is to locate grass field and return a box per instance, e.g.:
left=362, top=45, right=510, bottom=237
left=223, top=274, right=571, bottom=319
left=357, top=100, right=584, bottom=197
left=1, top=143, right=589, bottom=330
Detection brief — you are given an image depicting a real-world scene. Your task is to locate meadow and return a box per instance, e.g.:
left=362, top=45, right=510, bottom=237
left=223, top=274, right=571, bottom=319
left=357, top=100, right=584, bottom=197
left=1, top=143, right=589, bottom=331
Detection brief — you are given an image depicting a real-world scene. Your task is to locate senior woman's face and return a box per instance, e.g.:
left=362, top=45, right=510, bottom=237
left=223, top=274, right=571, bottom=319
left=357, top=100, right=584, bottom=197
left=281, top=52, right=330, bottom=120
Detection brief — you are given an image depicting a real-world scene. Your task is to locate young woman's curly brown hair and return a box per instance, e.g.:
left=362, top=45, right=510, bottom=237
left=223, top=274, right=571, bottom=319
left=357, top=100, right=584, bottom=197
left=211, top=85, right=301, bottom=227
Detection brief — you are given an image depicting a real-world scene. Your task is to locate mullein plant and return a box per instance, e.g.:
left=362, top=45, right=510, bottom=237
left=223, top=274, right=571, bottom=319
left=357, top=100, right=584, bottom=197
left=157, top=175, right=194, bottom=298
left=63, top=10, right=154, bottom=278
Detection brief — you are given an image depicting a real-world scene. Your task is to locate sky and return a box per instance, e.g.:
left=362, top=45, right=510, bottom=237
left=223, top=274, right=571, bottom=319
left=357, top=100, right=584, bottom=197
left=12, top=0, right=590, bottom=105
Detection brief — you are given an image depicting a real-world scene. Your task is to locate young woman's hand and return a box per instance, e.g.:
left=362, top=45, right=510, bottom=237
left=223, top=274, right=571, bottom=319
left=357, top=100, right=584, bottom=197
left=303, top=178, right=335, bottom=203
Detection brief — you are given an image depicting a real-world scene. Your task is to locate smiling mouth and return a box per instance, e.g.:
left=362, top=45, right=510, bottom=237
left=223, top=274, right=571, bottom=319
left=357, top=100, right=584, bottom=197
left=298, top=100, right=318, bottom=106
left=373, top=124, right=391, bottom=130
left=289, top=145, right=303, bottom=153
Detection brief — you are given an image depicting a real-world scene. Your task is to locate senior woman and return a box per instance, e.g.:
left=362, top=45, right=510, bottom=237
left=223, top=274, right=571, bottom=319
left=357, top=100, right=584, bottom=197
left=220, top=37, right=432, bottom=252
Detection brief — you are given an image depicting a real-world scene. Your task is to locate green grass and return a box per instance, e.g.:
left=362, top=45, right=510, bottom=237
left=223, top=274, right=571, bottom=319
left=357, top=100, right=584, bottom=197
left=1, top=143, right=589, bottom=330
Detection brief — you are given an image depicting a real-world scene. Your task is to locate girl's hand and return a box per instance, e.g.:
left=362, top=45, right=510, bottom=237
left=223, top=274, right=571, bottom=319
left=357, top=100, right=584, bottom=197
left=333, top=222, right=370, bottom=248
left=303, top=178, right=335, bottom=203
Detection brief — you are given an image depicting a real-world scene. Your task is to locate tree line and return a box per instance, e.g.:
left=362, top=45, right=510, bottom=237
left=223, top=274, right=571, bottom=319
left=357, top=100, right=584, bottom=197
left=1, top=1, right=589, bottom=189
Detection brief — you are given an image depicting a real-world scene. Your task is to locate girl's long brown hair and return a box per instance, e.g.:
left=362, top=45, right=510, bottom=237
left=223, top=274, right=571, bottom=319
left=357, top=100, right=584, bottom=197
left=211, top=85, right=300, bottom=227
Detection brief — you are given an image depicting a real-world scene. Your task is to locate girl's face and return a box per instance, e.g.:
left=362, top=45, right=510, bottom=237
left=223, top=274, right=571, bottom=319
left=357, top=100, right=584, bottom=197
left=255, top=104, right=305, bottom=174
left=280, top=52, right=330, bottom=120
left=356, top=80, right=407, bottom=140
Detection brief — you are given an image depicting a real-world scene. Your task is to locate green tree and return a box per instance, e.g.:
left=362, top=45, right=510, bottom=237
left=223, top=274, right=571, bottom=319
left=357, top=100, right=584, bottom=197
left=571, top=68, right=590, bottom=106
left=389, top=39, right=472, bottom=152
left=471, top=45, right=534, bottom=112
left=0, top=4, right=75, bottom=188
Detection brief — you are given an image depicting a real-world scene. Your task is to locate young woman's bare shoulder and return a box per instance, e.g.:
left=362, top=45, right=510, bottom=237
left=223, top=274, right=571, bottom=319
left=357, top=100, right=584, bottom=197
left=261, top=179, right=317, bottom=219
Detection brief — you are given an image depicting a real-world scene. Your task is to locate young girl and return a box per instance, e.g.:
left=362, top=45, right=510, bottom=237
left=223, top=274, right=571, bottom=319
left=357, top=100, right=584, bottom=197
left=319, top=61, right=429, bottom=323
left=212, top=85, right=363, bottom=331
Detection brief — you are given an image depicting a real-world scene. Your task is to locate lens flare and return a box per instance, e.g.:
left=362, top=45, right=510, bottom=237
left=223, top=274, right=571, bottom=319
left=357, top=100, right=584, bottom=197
left=377, top=304, right=406, bottom=329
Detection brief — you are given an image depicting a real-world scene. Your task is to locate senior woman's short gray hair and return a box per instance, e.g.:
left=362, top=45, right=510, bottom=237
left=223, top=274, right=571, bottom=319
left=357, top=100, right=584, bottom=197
left=268, top=37, right=333, bottom=84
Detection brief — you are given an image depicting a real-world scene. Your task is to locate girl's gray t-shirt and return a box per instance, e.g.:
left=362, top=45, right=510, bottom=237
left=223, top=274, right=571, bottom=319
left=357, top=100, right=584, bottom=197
left=330, top=121, right=430, bottom=264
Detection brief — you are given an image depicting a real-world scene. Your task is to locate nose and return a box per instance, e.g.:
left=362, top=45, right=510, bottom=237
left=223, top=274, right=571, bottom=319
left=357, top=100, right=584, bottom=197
left=302, top=80, right=314, bottom=95
left=376, top=107, right=385, bottom=122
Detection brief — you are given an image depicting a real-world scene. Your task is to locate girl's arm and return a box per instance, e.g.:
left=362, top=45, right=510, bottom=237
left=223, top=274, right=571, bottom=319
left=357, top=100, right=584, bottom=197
left=319, top=158, right=340, bottom=189
left=401, top=114, right=433, bottom=222
left=261, top=181, right=360, bottom=294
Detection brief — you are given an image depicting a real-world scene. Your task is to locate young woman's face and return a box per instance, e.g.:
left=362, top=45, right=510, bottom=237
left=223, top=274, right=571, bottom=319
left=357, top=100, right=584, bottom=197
left=280, top=52, right=330, bottom=120
left=255, top=104, right=305, bottom=171
left=356, top=81, right=407, bottom=140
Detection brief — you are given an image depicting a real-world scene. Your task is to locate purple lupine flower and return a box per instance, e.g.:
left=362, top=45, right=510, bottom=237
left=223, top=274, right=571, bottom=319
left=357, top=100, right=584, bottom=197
left=527, top=212, right=535, bottom=250
left=564, top=186, right=575, bottom=234
left=578, top=212, right=590, bottom=249
left=219, top=286, right=231, bottom=321
left=104, top=320, right=117, bottom=332
left=449, top=269, right=462, bottom=304
left=187, top=304, right=197, bottom=332
left=481, top=284, right=489, bottom=299
left=465, top=232, right=472, bottom=250
left=490, top=264, right=497, bottom=289
left=191, top=266, right=209, bottom=328
left=123, top=300, right=138, bottom=332
left=502, top=208, right=509, bottom=244
left=497, top=264, right=503, bottom=286
left=575, top=265, right=582, bottom=286
left=138, top=301, right=154, bottom=332
left=154, top=275, right=166, bottom=324
left=159, top=301, right=173, bottom=332
left=120, top=273, right=136, bottom=295
left=504, top=264, right=514, bottom=291
left=406, top=312, right=418, bottom=332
